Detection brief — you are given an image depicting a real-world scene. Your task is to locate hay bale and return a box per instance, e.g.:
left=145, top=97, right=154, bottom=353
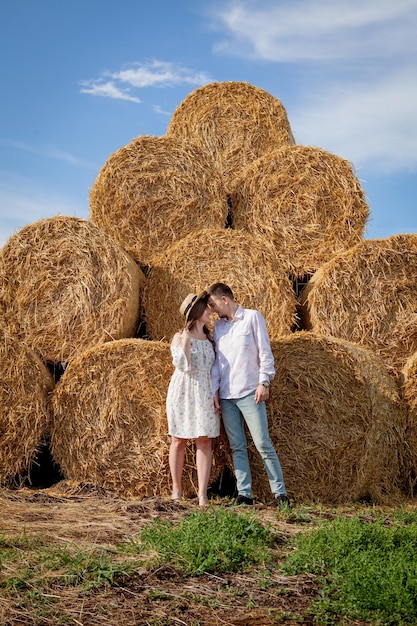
left=246, top=332, right=411, bottom=504
left=166, top=81, right=295, bottom=192
left=142, top=228, right=296, bottom=342
left=0, top=216, right=144, bottom=364
left=0, top=330, right=54, bottom=483
left=299, top=234, right=417, bottom=374
left=230, top=145, right=369, bottom=277
left=89, top=135, right=228, bottom=267
left=50, top=339, right=226, bottom=498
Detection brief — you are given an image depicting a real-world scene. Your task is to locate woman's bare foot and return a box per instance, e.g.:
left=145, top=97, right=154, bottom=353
left=198, top=495, right=209, bottom=508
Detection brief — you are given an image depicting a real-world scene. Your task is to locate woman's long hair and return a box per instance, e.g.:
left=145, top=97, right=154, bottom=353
left=185, top=297, right=214, bottom=347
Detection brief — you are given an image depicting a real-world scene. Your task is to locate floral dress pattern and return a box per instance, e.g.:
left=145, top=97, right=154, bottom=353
left=166, top=338, right=219, bottom=438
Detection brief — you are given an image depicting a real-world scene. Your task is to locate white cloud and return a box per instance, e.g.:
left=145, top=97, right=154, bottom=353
left=79, top=80, right=141, bottom=103
left=212, top=0, right=417, bottom=62
left=80, top=60, right=213, bottom=101
left=113, top=60, right=212, bottom=87
left=290, top=65, right=417, bottom=172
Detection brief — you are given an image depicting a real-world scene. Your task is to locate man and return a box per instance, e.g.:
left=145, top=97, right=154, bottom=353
left=208, top=282, right=290, bottom=509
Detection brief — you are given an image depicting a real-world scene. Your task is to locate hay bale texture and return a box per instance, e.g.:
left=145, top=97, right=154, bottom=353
left=402, top=352, right=417, bottom=416
left=142, top=228, right=296, bottom=342
left=166, top=81, right=295, bottom=193
left=401, top=352, right=417, bottom=492
left=246, top=332, right=411, bottom=504
left=299, top=234, right=417, bottom=374
left=0, top=330, right=54, bottom=483
left=0, top=216, right=143, bottom=364
left=50, top=339, right=226, bottom=498
left=89, top=135, right=228, bottom=267
left=230, top=145, right=369, bottom=277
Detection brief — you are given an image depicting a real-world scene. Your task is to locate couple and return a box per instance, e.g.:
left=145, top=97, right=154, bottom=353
left=166, top=282, right=290, bottom=510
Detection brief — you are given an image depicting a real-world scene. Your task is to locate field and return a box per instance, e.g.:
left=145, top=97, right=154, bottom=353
left=2, top=483, right=417, bottom=626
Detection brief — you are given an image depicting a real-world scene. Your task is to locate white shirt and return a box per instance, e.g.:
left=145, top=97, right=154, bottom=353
left=211, top=306, right=275, bottom=399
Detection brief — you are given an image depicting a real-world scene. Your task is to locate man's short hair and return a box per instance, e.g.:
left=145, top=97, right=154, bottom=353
left=207, top=282, right=234, bottom=299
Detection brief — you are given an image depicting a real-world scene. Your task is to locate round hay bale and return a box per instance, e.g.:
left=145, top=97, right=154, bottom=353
left=0, top=330, right=54, bottom=483
left=142, top=228, right=296, bottom=342
left=230, top=145, right=369, bottom=277
left=246, top=332, right=410, bottom=504
left=50, top=339, right=226, bottom=498
left=0, top=216, right=144, bottom=364
left=166, top=81, right=295, bottom=193
left=299, top=234, right=417, bottom=374
left=89, top=135, right=228, bottom=267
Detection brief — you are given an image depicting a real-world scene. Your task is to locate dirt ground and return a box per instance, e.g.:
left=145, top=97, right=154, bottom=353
left=0, top=483, right=326, bottom=626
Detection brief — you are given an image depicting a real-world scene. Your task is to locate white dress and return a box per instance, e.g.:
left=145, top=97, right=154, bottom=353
left=166, top=337, right=220, bottom=438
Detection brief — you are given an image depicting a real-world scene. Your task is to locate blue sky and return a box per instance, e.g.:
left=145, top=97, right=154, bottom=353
left=1, top=0, right=416, bottom=248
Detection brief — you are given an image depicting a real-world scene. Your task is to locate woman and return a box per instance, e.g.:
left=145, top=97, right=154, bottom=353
left=166, top=291, right=220, bottom=507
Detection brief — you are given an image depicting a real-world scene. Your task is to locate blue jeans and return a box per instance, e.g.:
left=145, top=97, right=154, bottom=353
left=220, top=392, right=286, bottom=498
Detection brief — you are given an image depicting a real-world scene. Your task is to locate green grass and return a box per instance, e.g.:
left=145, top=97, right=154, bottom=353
left=136, top=506, right=277, bottom=576
left=283, top=510, right=417, bottom=625
left=4, top=504, right=417, bottom=624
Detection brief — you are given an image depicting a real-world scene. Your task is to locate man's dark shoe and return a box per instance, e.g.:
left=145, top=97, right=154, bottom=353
left=235, top=495, right=254, bottom=506
left=275, top=494, right=291, bottom=510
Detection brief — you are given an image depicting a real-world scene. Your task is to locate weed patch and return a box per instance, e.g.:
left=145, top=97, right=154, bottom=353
left=283, top=512, right=417, bottom=624
left=137, top=507, right=277, bottom=576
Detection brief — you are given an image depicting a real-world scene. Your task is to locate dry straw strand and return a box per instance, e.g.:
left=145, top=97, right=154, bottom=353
left=246, top=332, right=410, bottom=504
left=299, top=234, right=417, bottom=374
left=89, top=135, right=228, bottom=267
left=230, top=145, right=369, bottom=277
left=50, top=339, right=226, bottom=498
left=142, top=228, right=297, bottom=342
left=166, top=81, right=295, bottom=193
left=0, top=330, right=54, bottom=483
left=0, top=216, right=144, bottom=364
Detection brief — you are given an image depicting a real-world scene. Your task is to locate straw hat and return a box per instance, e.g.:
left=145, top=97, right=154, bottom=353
left=179, top=291, right=208, bottom=321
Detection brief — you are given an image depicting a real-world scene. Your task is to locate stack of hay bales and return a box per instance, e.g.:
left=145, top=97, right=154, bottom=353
left=0, top=216, right=145, bottom=484
left=1, top=80, right=416, bottom=504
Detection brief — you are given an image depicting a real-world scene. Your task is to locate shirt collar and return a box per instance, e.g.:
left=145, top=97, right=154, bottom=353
left=230, top=306, right=244, bottom=322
